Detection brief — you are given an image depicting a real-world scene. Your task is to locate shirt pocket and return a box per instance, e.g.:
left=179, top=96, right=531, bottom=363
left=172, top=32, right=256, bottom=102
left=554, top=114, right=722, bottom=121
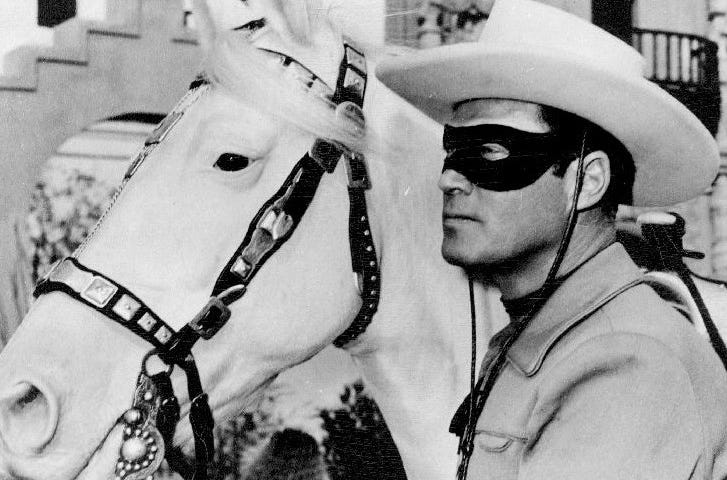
left=474, top=430, right=515, bottom=452
left=466, top=429, right=528, bottom=480
left=474, top=429, right=524, bottom=453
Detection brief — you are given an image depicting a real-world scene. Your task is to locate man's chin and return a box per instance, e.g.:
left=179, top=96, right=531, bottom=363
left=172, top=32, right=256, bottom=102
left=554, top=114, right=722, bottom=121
left=441, top=244, right=501, bottom=271
left=441, top=244, right=481, bottom=268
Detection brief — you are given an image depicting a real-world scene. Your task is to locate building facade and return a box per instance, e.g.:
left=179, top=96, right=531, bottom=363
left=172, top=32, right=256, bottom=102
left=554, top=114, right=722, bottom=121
left=0, top=0, right=203, bottom=346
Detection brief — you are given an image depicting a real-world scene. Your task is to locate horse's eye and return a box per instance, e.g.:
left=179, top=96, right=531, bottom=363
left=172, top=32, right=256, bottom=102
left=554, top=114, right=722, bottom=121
left=214, top=153, right=250, bottom=172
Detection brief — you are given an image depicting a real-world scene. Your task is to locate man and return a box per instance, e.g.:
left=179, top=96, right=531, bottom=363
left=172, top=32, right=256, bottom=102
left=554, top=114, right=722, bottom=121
left=376, top=0, right=727, bottom=478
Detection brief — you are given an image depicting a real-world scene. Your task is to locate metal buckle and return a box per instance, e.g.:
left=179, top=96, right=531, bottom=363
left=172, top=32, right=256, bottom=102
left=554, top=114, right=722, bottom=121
left=345, top=152, right=371, bottom=190
left=344, top=44, right=367, bottom=74
left=310, top=139, right=343, bottom=173
left=342, top=68, right=366, bottom=100
left=189, top=298, right=231, bottom=340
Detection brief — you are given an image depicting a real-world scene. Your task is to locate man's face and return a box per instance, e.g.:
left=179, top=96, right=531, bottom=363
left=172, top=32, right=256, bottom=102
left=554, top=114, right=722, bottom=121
left=439, top=99, right=570, bottom=269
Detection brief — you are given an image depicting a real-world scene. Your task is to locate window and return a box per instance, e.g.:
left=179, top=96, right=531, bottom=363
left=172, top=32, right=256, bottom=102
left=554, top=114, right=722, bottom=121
left=38, top=0, right=77, bottom=28
left=591, top=0, right=634, bottom=43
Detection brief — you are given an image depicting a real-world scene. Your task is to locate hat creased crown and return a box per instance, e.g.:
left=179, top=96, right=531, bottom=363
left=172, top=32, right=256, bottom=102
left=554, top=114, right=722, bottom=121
left=481, top=0, right=645, bottom=78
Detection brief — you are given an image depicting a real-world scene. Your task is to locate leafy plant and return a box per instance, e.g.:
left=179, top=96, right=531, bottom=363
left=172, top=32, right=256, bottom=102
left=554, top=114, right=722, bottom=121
left=321, top=382, right=407, bottom=480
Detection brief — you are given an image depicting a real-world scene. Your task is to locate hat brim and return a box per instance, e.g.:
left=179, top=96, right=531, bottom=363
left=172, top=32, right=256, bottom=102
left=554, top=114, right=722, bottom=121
left=376, top=43, right=720, bottom=207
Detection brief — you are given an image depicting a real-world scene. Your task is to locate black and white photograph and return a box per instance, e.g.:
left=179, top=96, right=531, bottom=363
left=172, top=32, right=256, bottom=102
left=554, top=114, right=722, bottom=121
left=0, top=1, right=726, bottom=479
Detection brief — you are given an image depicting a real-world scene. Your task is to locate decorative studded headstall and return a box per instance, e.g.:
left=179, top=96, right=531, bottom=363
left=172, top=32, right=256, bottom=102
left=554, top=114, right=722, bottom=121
left=33, top=39, right=379, bottom=480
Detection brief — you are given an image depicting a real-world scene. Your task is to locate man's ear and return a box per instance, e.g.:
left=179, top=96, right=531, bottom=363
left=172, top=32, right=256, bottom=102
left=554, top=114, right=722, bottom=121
left=564, top=150, right=611, bottom=211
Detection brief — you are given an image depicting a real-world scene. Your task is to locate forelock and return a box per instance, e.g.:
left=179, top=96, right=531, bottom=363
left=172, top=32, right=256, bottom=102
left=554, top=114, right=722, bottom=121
left=205, top=31, right=366, bottom=152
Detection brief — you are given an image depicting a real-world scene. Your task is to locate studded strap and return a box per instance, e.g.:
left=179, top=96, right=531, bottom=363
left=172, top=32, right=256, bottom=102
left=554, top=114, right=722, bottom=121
left=334, top=155, right=380, bottom=347
left=334, top=42, right=381, bottom=346
left=34, top=258, right=175, bottom=348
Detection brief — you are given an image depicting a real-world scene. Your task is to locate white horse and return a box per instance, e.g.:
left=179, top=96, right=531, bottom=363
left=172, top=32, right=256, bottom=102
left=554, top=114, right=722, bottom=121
left=0, top=2, right=504, bottom=479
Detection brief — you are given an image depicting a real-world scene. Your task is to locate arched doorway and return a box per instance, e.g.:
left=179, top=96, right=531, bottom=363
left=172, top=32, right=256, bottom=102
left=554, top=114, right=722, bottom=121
left=26, top=112, right=163, bottom=282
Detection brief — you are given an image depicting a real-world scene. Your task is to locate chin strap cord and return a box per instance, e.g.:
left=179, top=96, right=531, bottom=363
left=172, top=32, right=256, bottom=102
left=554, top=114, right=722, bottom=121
left=453, top=129, right=588, bottom=480
left=467, top=278, right=477, bottom=438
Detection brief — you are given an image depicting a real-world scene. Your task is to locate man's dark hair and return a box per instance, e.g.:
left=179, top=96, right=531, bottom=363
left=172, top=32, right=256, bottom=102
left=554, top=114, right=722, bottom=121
left=541, top=105, right=636, bottom=217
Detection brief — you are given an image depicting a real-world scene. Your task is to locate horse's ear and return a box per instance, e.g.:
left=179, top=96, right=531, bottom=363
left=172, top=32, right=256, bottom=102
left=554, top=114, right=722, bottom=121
left=248, top=0, right=321, bottom=45
left=192, top=0, right=217, bottom=53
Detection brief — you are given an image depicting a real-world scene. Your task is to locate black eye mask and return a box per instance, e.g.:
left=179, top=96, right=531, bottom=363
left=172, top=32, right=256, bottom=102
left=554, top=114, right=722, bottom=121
left=442, top=124, right=570, bottom=191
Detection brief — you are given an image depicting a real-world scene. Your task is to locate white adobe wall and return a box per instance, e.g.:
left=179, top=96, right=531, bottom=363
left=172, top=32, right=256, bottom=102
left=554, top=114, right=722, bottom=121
left=0, top=2, right=53, bottom=72
left=537, top=0, right=591, bottom=19
left=634, top=0, right=709, bottom=33
left=0, top=0, right=132, bottom=75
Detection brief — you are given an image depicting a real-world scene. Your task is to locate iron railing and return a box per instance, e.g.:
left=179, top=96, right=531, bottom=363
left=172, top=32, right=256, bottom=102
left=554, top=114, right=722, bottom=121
left=632, top=28, right=720, bottom=135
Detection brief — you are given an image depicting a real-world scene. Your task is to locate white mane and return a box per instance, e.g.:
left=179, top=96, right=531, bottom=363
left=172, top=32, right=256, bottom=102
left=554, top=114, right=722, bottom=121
left=205, top=31, right=367, bottom=153
left=198, top=0, right=421, bottom=163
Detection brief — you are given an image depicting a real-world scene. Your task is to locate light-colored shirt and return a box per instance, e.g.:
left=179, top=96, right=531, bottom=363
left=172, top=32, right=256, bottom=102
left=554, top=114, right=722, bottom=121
left=466, top=243, right=727, bottom=479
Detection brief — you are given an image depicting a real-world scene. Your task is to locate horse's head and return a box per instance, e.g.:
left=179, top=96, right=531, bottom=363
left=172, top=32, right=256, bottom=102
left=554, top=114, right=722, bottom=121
left=0, top=2, right=447, bottom=478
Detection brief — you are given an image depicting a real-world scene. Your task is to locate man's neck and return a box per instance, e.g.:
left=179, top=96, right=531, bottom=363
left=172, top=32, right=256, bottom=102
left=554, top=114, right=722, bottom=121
left=490, top=213, right=617, bottom=300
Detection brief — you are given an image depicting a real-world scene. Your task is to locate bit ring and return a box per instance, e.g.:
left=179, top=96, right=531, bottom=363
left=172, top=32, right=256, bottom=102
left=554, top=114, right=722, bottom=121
left=141, top=349, right=174, bottom=377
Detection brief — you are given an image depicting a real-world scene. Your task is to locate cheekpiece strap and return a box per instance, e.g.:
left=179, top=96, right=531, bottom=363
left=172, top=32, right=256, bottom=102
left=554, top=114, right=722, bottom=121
left=34, top=258, right=175, bottom=349
left=333, top=181, right=380, bottom=347
left=334, top=41, right=381, bottom=347
left=333, top=42, right=367, bottom=107
left=210, top=39, right=379, bottom=348
left=211, top=154, right=327, bottom=297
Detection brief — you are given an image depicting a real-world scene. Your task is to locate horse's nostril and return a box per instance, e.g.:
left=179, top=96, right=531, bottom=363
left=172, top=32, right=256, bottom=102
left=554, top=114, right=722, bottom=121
left=16, top=385, right=41, bottom=407
left=0, top=381, right=59, bottom=454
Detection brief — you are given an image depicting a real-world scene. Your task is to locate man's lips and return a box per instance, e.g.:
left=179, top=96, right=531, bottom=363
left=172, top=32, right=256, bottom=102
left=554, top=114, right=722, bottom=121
left=442, top=212, right=477, bottom=222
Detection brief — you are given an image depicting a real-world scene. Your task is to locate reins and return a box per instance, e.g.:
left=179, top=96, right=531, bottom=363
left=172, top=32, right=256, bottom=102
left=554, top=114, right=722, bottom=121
left=33, top=40, right=379, bottom=480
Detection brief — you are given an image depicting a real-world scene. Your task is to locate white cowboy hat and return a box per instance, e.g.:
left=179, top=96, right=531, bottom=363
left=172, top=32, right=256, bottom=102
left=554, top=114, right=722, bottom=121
left=375, top=0, right=719, bottom=207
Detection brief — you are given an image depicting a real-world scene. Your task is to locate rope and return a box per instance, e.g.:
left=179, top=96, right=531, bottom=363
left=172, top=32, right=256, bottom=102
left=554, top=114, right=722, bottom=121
left=467, top=278, right=477, bottom=437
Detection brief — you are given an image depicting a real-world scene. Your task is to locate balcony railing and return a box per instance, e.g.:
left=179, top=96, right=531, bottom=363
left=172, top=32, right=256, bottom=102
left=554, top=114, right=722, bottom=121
left=632, top=28, right=720, bottom=135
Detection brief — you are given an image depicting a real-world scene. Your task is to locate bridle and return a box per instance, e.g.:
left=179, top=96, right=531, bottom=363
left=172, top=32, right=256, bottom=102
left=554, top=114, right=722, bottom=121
left=33, top=38, right=379, bottom=480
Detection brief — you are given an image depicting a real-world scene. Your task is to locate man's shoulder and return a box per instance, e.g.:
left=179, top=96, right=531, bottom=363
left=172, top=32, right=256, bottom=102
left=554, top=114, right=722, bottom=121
left=509, top=277, right=693, bottom=377
left=546, top=280, right=702, bottom=353
left=601, top=281, right=690, bottom=331
left=599, top=282, right=708, bottom=353
left=544, top=281, right=727, bottom=400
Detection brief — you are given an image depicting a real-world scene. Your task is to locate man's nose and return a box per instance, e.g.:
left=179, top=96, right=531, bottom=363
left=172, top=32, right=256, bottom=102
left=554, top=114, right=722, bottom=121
left=438, top=169, right=474, bottom=195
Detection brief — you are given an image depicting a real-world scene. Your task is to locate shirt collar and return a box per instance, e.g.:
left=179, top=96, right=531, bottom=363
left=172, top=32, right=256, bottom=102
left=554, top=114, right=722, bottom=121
left=506, top=243, right=644, bottom=376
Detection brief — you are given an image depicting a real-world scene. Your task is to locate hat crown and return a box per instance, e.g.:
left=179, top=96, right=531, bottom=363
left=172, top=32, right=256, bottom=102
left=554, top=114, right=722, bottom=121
left=482, top=0, right=645, bottom=78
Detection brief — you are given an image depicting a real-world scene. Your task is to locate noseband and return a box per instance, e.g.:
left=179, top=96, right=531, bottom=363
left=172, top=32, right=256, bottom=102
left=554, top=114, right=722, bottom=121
left=33, top=40, right=379, bottom=480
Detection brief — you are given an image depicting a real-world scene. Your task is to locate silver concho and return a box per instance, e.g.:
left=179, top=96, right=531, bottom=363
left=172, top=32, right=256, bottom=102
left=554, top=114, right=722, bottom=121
left=115, top=375, right=167, bottom=480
